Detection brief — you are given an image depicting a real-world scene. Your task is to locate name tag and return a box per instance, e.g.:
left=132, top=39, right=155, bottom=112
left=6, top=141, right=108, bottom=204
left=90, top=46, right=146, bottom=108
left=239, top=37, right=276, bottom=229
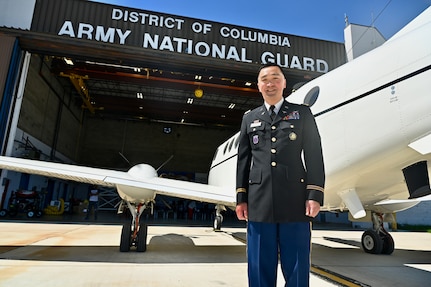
left=250, top=121, right=262, bottom=128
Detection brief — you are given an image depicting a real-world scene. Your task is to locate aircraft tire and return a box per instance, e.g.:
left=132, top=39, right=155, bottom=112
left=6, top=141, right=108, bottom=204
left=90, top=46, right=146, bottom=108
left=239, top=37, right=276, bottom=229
left=361, top=229, right=383, bottom=254
left=136, top=223, right=148, bottom=252
left=120, top=223, right=131, bottom=252
left=381, top=233, right=395, bottom=255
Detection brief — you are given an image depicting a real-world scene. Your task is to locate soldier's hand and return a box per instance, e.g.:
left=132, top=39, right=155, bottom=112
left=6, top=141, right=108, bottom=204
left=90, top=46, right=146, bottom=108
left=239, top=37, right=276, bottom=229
left=305, top=200, right=320, bottom=218
left=236, top=203, right=248, bottom=221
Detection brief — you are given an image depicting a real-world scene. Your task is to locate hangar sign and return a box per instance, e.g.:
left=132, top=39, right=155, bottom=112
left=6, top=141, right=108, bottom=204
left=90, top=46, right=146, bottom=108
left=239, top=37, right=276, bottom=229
left=31, top=0, right=346, bottom=73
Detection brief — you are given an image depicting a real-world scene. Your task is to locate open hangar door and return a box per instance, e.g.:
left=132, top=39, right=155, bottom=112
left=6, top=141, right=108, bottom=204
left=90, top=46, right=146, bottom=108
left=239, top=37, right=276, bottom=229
left=13, top=27, right=321, bottom=173
left=0, top=44, right=317, bottom=216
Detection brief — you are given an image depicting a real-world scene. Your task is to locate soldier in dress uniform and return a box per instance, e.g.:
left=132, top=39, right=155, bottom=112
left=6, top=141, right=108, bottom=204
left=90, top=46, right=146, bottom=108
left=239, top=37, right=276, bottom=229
left=236, top=64, right=325, bottom=287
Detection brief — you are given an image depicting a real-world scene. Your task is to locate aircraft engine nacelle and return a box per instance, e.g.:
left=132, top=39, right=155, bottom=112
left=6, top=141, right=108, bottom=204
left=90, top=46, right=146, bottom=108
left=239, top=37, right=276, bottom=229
left=403, top=161, right=431, bottom=199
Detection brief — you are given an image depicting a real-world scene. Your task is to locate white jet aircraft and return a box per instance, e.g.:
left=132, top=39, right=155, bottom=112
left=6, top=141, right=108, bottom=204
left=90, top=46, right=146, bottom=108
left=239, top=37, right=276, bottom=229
left=0, top=7, right=430, bottom=254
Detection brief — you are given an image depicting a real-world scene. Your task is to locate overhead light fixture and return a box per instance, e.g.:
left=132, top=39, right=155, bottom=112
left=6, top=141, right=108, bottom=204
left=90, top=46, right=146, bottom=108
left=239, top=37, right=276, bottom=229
left=136, top=92, right=143, bottom=99
left=194, top=87, right=203, bottom=98
left=63, top=57, right=74, bottom=65
left=187, top=98, right=194, bottom=104
left=134, top=67, right=141, bottom=72
left=228, top=103, right=235, bottom=109
left=195, top=75, right=202, bottom=80
left=245, top=82, right=252, bottom=86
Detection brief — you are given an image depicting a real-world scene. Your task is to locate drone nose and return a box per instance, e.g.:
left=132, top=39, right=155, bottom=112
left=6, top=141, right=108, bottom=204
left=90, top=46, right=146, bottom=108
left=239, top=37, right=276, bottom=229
left=128, top=164, right=157, bottom=180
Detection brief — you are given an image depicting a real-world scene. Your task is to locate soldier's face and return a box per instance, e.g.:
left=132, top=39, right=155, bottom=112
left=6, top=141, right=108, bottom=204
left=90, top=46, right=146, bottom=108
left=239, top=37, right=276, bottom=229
left=257, top=66, right=286, bottom=102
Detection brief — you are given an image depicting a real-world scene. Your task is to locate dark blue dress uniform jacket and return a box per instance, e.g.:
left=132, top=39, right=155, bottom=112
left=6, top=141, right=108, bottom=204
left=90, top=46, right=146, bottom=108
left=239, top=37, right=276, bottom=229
left=236, top=100, right=325, bottom=223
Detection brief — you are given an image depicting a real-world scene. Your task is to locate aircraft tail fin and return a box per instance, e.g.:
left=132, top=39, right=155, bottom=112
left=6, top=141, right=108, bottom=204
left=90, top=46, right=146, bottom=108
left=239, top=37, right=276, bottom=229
left=402, top=161, right=431, bottom=199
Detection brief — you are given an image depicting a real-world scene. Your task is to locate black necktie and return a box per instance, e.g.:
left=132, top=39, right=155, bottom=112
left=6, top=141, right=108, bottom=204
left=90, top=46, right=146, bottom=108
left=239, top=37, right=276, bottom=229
left=270, top=105, right=276, bottom=121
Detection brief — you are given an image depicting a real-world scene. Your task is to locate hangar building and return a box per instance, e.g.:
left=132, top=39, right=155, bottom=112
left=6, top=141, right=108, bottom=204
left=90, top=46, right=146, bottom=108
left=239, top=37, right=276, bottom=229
left=0, top=0, right=346, bottom=214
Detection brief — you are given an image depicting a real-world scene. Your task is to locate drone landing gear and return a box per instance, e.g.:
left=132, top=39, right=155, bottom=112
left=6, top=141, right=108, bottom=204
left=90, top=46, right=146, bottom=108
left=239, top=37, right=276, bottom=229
left=119, top=201, right=149, bottom=252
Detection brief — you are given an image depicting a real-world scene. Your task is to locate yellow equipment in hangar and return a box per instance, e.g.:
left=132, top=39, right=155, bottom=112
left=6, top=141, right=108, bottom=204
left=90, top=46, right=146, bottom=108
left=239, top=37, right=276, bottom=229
left=60, top=71, right=95, bottom=114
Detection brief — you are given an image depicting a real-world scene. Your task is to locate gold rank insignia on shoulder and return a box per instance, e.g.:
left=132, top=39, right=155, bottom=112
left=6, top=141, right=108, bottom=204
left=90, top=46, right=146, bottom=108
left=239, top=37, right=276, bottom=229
left=289, top=132, right=297, bottom=140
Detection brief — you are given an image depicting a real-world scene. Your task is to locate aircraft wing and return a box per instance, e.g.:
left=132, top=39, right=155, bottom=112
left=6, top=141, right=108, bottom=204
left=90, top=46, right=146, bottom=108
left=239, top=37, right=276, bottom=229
left=137, top=177, right=235, bottom=207
left=0, top=156, right=121, bottom=187
left=371, top=194, right=431, bottom=213
left=0, top=156, right=236, bottom=207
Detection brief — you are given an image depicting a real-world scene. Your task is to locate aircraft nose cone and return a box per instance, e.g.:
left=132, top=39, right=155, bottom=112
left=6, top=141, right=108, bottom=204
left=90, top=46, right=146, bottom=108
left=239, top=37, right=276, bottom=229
left=128, top=164, right=157, bottom=180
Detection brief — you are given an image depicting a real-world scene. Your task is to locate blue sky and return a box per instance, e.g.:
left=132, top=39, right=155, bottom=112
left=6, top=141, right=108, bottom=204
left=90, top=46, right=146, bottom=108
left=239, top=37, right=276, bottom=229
left=93, top=0, right=430, bottom=42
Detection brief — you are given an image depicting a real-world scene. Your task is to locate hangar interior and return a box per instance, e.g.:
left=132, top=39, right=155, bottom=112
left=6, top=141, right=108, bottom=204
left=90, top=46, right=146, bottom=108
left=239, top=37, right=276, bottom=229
left=11, top=33, right=321, bottom=173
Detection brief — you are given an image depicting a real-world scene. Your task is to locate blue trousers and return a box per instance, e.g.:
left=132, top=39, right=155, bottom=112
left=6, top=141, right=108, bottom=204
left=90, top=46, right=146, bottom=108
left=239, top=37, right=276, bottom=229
left=247, top=221, right=311, bottom=287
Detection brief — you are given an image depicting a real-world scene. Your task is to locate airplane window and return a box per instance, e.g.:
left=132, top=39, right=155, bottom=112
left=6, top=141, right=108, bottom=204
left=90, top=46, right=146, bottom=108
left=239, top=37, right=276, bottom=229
left=228, top=138, right=234, bottom=152
left=303, top=86, right=320, bottom=107
left=234, top=135, right=240, bottom=148
left=212, top=147, right=219, bottom=162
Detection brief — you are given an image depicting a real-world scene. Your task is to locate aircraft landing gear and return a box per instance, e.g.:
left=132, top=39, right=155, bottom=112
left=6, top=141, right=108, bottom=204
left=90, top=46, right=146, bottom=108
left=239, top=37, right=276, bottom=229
left=361, top=212, right=394, bottom=255
left=120, top=223, right=131, bottom=252
left=136, top=223, right=148, bottom=252
left=213, top=204, right=226, bottom=231
left=119, top=201, right=149, bottom=252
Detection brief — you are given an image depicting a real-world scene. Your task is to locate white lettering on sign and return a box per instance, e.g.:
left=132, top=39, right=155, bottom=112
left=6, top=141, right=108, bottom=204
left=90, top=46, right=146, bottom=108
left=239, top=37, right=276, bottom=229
left=54, top=5, right=333, bottom=75
left=143, top=33, right=252, bottom=63
left=191, top=22, right=212, bottom=34
left=220, top=26, right=291, bottom=47
left=111, top=8, right=184, bottom=30
left=261, top=51, right=328, bottom=72
left=58, top=21, right=131, bottom=44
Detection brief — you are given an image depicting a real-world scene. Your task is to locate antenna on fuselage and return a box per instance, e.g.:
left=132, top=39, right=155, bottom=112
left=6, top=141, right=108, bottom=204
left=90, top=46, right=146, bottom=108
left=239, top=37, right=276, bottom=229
left=119, top=151, right=132, bottom=166
left=156, top=155, right=174, bottom=172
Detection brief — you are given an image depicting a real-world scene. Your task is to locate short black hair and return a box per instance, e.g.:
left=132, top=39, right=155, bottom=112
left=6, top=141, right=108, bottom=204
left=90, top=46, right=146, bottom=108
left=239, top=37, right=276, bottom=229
left=258, top=63, right=285, bottom=77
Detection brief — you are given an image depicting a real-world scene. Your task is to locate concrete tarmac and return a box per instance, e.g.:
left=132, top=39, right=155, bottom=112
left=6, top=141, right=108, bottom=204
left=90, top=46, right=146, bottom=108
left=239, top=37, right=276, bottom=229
left=0, top=220, right=337, bottom=287
left=0, top=218, right=430, bottom=286
left=311, top=229, right=431, bottom=287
